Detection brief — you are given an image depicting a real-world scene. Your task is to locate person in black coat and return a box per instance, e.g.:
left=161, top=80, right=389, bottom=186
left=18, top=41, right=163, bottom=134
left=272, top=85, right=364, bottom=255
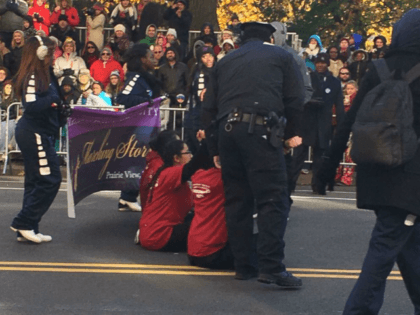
left=163, top=0, right=192, bottom=60
left=289, top=53, right=344, bottom=194
left=313, top=9, right=420, bottom=314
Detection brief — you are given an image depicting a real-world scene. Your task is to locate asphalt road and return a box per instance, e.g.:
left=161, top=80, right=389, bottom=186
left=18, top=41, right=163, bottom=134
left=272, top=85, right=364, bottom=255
left=0, top=177, right=414, bottom=315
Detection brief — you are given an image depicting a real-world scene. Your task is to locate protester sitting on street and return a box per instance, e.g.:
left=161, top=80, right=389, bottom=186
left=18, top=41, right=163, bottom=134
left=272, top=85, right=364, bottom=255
left=138, top=135, right=210, bottom=252
left=188, top=152, right=234, bottom=270
left=81, top=41, right=100, bottom=69
left=0, top=80, right=18, bottom=159
left=105, top=24, right=131, bottom=65
left=138, top=130, right=179, bottom=210
left=50, top=0, right=79, bottom=28
left=28, top=0, right=51, bottom=36
left=90, top=47, right=124, bottom=89
left=50, top=15, right=80, bottom=51
left=22, top=15, right=37, bottom=40
left=327, top=46, right=344, bottom=77
left=116, top=44, right=159, bottom=212
left=335, top=80, right=358, bottom=186
left=53, top=37, right=87, bottom=85
left=60, top=76, right=80, bottom=105
left=85, top=2, right=106, bottom=51
left=105, top=70, right=123, bottom=106
left=9, top=30, right=25, bottom=76
left=139, top=24, right=157, bottom=47
left=109, top=0, right=137, bottom=40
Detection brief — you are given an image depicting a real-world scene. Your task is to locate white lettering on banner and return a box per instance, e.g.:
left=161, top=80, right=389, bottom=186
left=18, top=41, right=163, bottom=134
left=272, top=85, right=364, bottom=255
left=106, top=172, right=124, bottom=179
left=124, top=171, right=141, bottom=179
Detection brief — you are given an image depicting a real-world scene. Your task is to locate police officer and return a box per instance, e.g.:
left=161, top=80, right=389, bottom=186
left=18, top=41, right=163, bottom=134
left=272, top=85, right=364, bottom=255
left=202, top=22, right=305, bottom=287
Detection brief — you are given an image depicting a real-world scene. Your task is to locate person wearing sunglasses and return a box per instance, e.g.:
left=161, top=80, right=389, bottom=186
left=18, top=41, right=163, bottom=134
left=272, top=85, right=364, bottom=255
left=81, top=41, right=100, bottom=69
left=338, top=67, right=352, bottom=89
left=90, top=46, right=124, bottom=88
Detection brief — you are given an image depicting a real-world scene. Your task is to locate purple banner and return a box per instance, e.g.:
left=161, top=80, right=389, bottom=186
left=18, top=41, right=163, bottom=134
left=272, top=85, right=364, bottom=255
left=67, top=98, right=163, bottom=205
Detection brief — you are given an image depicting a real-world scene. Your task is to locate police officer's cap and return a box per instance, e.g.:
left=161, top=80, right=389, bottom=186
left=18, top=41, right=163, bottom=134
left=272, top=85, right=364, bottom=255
left=240, top=21, right=276, bottom=34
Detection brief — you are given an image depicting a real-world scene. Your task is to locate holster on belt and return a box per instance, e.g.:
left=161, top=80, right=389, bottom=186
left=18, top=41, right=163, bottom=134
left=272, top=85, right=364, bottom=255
left=266, top=112, right=286, bottom=148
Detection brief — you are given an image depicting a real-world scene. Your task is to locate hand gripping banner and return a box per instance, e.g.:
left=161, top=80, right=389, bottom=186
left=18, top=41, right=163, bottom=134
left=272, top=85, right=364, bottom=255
left=66, top=97, right=165, bottom=217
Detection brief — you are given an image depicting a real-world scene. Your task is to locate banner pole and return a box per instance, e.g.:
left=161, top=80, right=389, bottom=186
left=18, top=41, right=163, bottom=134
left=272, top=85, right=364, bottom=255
left=66, top=127, right=76, bottom=218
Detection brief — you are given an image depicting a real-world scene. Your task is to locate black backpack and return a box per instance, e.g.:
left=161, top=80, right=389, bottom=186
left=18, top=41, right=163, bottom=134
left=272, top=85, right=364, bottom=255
left=351, top=59, right=420, bottom=167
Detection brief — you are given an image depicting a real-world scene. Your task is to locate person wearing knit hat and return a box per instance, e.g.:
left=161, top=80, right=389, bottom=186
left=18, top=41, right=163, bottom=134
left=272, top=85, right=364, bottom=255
left=165, top=28, right=182, bottom=59
left=105, top=24, right=130, bottom=64
left=22, top=15, right=37, bottom=40
left=86, top=2, right=106, bottom=50
left=214, top=29, right=238, bottom=55
left=54, top=36, right=87, bottom=85
left=106, top=70, right=123, bottom=105
left=314, top=52, right=330, bottom=66
left=166, top=28, right=178, bottom=40
left=9, top=31, right=25, bottom=76
left=217, top=38, right=235, bottom=61
left=109, top=0, right=137, bottom=40
left=339, top=37, right=351, bottom=61
left=90, top=46, right=124, bottom=88
left=50, top=0, right=80, bottom=28
left=50, top=13, right=80, bottom=51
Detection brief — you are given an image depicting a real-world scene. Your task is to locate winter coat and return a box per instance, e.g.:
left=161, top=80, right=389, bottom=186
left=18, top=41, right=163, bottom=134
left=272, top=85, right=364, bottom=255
left=50, top=0, right=79, bottom=27
left=302, top=71, right=344, bottom=149
left=54, top=52, right=87, bottom=84
left=9, top=46, right=23, bottom=76
left=348, top=50, right=369, bottom=85
left=317, top=10, right=420, bottom=216
left=158, top=50, right=189, bottom=101
left=163, top=7, right=192, bottom=45
left=0, top=0, right=28, bottom=33
left=110, top=3, right=137, bottom=39
left=116, top=71, right=152, bottom=109
left=194, top=22, right=217, bottom=47
left=90, top=56, right=124, bottom=88
left=106, top=33, right=131, bottom=64
left=28, top=1, right=51, bottom=35
left=86, top=14, right=105, bottom=50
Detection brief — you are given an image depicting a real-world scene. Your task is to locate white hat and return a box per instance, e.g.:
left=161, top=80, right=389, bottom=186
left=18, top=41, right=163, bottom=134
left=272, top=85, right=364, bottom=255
left=166, top=28, right=177, bottom=38
left=114, top=24, right=126, bottom=33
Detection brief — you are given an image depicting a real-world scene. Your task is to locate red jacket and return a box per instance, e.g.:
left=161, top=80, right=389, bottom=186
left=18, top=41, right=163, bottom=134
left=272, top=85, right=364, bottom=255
left=28, top=2, right=51, bottom=35
left=139, top=165, right=193, bottom=251
left=139, top=150, right=163, bottom=209
left=188, top=168, right=228, bottom=257
left=51, top=6, right=79, bottom=27
left=90, top=56, right=124, bottom=88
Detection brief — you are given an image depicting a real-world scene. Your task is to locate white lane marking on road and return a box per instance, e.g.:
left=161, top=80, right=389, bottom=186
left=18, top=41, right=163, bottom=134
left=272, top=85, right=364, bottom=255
left=292, top=196, right=356, bottom=201
left=294, top=190, right=356, bottom=194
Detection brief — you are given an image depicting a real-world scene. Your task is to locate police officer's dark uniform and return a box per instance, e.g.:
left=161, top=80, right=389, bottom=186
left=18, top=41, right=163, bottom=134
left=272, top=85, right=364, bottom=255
left=202, top=22, right=305, bottom=287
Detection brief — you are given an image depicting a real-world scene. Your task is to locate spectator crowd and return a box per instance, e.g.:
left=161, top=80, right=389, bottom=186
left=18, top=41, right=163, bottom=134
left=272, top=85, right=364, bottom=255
left=0, top=0, right=393, bottom=264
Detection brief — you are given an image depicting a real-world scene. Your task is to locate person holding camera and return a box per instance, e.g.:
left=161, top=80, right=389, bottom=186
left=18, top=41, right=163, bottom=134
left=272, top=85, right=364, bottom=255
left=85, top=2, right=106, bottom=51
left=28, top=0, right=51, bottom=36
left=163, top=0, right=192, bottom=61
left=0, top=0, right=29, bottom=48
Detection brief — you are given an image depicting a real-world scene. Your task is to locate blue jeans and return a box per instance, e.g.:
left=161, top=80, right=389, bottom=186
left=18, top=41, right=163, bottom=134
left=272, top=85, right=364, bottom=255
left=343, top=207, right=420, bottom=315
left=0, top=119, right=16, bottom=153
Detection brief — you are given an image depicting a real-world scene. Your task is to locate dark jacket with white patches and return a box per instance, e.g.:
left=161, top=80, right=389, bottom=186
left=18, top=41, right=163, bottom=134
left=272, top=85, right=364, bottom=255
left=116, top=71, right=152, bottom=109
left=18, top=73, right=61, bottom=136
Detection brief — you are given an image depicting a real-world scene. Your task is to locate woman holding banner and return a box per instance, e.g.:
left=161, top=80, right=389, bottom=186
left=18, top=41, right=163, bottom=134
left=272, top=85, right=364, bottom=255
left=116, top=43, right=161, bottom=212
left=10, top=36, right=62, bottom=243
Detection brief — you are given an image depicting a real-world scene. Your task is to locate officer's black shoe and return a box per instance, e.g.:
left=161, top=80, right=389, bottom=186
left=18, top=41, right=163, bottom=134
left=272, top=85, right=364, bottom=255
left=257, top=271, right=303, bottom=288
left=234, top=270, right=258, bottom=280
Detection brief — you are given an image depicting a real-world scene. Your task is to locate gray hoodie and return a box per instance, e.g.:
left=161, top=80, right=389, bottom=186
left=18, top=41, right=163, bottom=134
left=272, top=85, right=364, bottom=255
left=271, top=22, right=313, bottom=104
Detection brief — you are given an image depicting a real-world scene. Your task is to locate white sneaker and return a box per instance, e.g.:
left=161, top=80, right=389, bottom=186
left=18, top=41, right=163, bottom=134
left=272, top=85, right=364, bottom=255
left=118, top=199, right=142, bottom=212
left=10, top=227, right=42, bottom=243
left=134, top=229, right=140, bottom=244
left=17, top=233, right=52, bottom=242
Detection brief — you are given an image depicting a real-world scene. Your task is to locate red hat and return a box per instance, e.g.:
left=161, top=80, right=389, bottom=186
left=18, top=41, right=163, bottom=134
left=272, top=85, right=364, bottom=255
left=93, top=2, right=104, bottom=11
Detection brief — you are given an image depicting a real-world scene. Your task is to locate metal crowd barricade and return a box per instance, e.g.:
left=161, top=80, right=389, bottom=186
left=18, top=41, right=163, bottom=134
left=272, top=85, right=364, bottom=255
left=2, top=102, right=22, bottom=174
